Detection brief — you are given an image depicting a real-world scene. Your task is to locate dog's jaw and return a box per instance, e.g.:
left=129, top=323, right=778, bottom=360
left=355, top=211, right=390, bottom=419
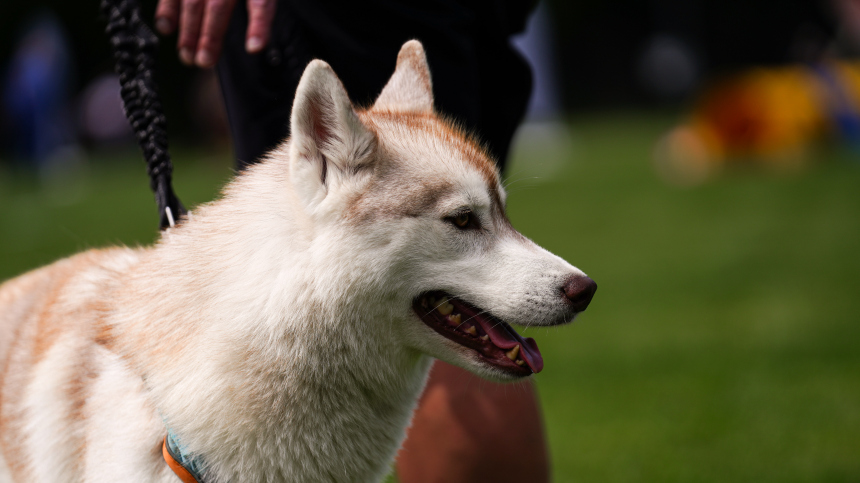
left=412, top=292, right=542, bottom=376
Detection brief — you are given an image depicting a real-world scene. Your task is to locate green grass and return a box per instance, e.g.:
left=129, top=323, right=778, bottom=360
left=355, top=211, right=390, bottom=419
left=2, top=112, right=859, bottom=481
left=0, top=148, right=235, bottom=277
left=507, top=113, right=860, bottom=482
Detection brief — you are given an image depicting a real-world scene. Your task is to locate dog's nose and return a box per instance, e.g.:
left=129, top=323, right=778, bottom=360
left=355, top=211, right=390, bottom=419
left=563, top=275, right=597, bottom=312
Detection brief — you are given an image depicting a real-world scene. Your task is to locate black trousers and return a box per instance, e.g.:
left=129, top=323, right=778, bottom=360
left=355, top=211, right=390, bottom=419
left=216, top=0, right=534, bottom=172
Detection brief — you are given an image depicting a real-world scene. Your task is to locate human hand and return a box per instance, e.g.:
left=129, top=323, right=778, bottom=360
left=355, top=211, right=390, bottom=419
left=154, top=0, right=276, bottom=68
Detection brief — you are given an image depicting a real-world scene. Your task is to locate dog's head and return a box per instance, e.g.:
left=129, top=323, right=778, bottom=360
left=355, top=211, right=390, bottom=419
left=285, top=41, right=595, bottom=381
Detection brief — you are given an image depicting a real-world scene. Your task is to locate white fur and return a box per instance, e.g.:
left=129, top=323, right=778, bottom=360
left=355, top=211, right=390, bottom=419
left=0, top=41, right=588, bottom=482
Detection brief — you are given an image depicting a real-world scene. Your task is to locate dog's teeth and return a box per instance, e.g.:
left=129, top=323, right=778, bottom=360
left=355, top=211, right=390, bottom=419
left=505, top=345, right=520, bottom=360
left=446, top=313, right=461, bottom=326
left=480, top=335, right=489, bottom=341
left=464, top=325, right=477, bottom=336
left=437, top=299, right=454, bottom=316
left=516, top=359, right=525, bottom=366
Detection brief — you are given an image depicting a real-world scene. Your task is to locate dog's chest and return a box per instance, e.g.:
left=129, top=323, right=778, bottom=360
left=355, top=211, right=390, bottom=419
left=193, top=351, right=433, bottom=482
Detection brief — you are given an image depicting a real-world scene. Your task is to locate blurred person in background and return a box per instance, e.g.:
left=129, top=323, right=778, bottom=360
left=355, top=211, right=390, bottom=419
left=1, top=12, right=76, bottom=171
left=153, top=0, right=549, bottom=481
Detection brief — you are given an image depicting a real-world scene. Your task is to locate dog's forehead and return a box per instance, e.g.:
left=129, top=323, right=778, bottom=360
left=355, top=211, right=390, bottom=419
left=345, top=110, right=507, bottom=223
left=364, top=111, right=502, bottom=194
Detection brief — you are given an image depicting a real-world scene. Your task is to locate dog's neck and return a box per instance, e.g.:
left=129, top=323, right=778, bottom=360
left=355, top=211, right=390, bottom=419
left=112, top=165, right=434, bottom=481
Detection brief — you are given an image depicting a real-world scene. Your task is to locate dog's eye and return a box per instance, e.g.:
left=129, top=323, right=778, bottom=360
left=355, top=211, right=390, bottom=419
left=448, top=211, right=477, bottom=230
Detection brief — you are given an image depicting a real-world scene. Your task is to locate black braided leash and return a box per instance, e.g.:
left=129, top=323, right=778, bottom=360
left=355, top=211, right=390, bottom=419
left=101, top=0, right=186, bottom=230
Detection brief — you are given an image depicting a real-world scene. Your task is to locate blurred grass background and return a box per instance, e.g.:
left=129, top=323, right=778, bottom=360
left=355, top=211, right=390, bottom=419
left=2, top=112, right=859, bottom=481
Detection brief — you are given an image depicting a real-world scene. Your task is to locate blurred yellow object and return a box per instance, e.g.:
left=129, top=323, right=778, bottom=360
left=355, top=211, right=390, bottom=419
left=656, top=61, right=860, bottom=184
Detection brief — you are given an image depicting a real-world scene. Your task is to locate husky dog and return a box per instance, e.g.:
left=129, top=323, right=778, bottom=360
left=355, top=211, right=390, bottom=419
left=0, top=41, right=595, bottom=482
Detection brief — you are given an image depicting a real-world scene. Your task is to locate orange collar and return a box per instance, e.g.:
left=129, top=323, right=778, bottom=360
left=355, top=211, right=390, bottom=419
left=162, top=435, right=205, bottom=483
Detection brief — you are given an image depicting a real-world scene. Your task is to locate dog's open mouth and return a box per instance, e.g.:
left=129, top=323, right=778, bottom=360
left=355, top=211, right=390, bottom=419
left=413, top=291, right=543, bottom=376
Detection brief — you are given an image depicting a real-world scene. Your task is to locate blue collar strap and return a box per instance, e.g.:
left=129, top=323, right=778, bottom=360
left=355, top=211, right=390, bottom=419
left=162, top=430, right=207, bottom=483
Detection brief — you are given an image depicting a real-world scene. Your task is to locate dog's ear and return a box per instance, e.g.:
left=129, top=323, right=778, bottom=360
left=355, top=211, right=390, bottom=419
left=290, top=60, right=376, bottom=206
left=373, top=40, right=434, bottom=113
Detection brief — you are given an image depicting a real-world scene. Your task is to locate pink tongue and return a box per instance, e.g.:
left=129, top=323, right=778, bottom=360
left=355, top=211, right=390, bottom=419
left=477, top=319, right=544, bottom=373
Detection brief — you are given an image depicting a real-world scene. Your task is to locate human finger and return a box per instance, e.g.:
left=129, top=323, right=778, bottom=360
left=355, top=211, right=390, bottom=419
left=177, top=0, right=206, bottom=65
left=154, top=0, right=180, bottom=35
left=195, top=0, right=238, bottom=68
left=245, top=0, right=276, bottom=53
